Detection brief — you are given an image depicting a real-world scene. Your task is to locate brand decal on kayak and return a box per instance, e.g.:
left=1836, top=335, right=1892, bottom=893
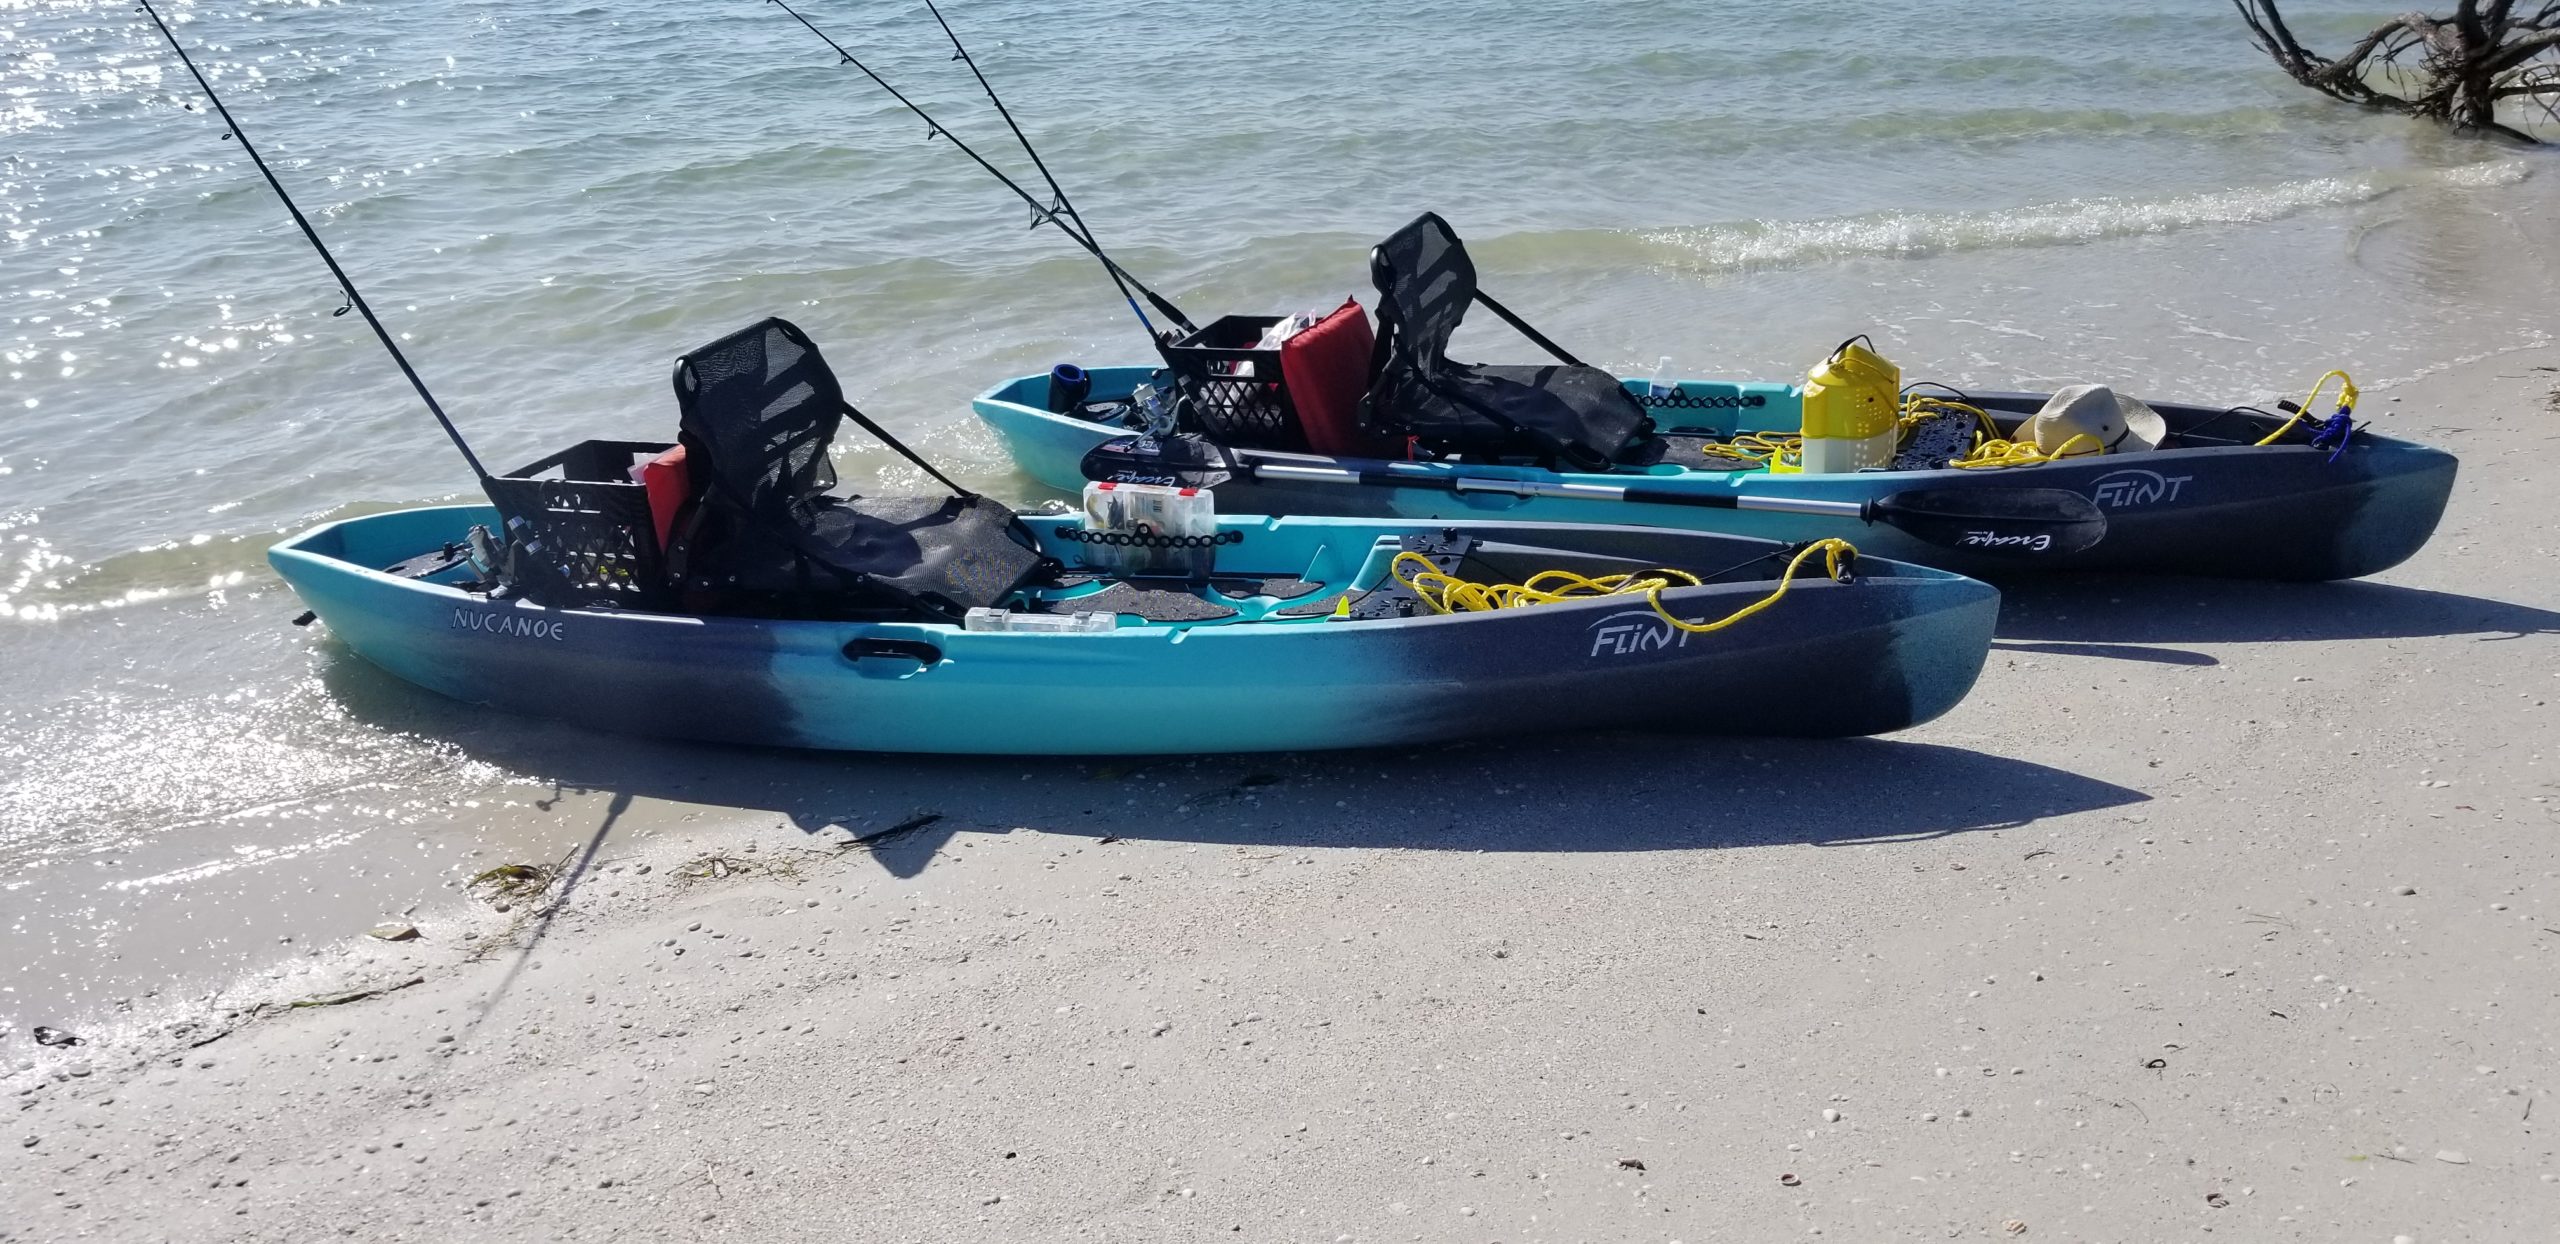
left=1588, top=608, right=1689, bottom=658
left=451, top=607, right=567, bottom=642
left=1095, top=468, right=1181, bottom=486
left=2089, top=469, right=2193, bottom=509
left=1960, top=530, right=2053, bottom=553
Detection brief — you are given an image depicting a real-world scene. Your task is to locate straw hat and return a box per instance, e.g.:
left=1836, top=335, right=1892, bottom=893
left=2022, top=384, right=2166, bottom=456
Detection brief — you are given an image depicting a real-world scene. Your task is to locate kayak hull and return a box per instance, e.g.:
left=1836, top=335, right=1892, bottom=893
left=974, top=371, right=2457, bottom=582
left=270, top=507, right=2000, bottom=754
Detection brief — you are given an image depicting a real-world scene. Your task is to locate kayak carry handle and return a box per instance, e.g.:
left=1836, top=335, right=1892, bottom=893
left=844, top=637, right=944, bottom=666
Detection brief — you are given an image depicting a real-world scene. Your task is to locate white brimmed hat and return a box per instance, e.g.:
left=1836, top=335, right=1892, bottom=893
left=2022, top=384, right=2166, bottom=456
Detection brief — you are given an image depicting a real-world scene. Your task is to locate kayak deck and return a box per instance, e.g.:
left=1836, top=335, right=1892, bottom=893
left=974, top=369, right=2458, bottom=581
left=272, top=507, right=2001, bottom=753
left=299, top=505, right=1870, bottom=631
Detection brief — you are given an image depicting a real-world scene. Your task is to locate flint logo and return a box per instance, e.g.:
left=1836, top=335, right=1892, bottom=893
left=2090, top=469, right=2193, bottom=509
left=1961, top=531, right=2053, bottom=552
left=452, top=607, right=567, bottom=642
left=1588, top=608, right=1688, bottom=658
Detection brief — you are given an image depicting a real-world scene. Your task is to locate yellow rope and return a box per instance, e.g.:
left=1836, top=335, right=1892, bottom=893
left=1898, top=393, right=2103, bottom=470
left=2256, top=369, right=2358, bottom=446
left=1946, top=430, right=2102, bottom=469
left=1388, top=538, right=1859, bottom=636
left=1688, top=429, right=1799, bottom=468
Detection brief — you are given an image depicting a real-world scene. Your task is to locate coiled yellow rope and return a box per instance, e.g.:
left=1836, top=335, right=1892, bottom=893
left=1692, top=429, right=1801, bottom=468
left=1388, top=538, right=1859, bottom=636
left=1946, top=430, right=2102, bottom=469
left=1899, top=394, right=2103, bottom=470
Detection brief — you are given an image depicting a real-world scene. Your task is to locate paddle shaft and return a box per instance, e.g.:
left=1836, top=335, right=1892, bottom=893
left=1244, top=462, right=1871, bottom=520
left=1229, top=456, right=2105, bottom=557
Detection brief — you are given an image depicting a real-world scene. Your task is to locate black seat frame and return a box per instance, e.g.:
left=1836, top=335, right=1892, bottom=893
left=1359, top=212, right=1652, bottom=470
left=667, top=317, right=1049, bottom=620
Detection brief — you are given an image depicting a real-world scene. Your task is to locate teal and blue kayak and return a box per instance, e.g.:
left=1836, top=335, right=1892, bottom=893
left=974, top=369, right=2457, bottom=582
left=271, top=506, right=1998, bottom=754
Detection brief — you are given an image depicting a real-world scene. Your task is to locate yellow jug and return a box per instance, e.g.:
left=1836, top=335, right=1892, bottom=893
left=1799, top=336, right=1900, bottom=474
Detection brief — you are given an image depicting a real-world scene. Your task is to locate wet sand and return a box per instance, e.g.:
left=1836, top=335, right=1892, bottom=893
left=4, top=348, right=2557, bottom=1241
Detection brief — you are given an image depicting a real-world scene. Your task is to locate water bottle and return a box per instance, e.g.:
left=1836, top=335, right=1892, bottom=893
left=963, top=608, right=1113, bottom=633
left=1647, top=356, right=1677, bottom=399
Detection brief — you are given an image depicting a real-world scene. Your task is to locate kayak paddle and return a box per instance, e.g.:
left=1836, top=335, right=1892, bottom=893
left=1080, top=436, right=2108, bottom=558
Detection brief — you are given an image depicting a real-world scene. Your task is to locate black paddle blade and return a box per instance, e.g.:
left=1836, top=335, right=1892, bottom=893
left=1868, top=487, right=2108, bottom=558
left=1078, top=434, right=1235, bottom=489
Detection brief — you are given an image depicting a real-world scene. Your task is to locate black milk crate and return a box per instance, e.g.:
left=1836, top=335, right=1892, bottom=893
left=1157, top=315, right=1311, bottom=451
left=482, top=439, right=676, bottom=609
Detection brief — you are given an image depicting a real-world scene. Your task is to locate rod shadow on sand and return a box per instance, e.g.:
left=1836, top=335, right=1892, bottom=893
left=319, top=655, right=2147, bottom=880
left=460, top=790, right=629, bottom=1038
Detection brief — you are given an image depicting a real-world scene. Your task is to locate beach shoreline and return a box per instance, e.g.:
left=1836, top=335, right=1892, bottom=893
left=4, top=345, right=2556, bottom=1240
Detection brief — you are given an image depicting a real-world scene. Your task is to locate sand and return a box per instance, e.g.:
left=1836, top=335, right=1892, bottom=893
left=5, top=347, right=2557, bottom=1243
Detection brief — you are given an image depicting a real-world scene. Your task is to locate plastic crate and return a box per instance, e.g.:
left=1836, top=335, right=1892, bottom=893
left=482, top=440, right=676, bottom=609
left=1156, top=315, right=1310, bottom=451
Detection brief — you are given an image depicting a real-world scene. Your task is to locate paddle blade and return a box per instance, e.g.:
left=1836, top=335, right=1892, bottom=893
left=1078, top=434, right=1236, bottom=489
left=1869, top=487, right=2108, bottom=558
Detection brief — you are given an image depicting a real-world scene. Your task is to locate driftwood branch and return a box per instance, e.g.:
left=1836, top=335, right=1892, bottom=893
left=2233, top=0, right=2560, bottom=141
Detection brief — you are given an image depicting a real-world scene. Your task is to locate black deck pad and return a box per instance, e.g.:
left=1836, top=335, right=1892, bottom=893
left=1033, top=581, right=1238, bottom=623
left=1347, top=533, right=1475, bottom=620
left=1620, top=433, right=1767, bottom=472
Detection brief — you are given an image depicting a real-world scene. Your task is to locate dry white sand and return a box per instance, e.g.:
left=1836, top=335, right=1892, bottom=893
left=6, top=349, right=2557, bottom=1242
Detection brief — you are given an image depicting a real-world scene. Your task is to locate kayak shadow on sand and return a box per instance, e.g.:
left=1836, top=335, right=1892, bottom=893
left=317, top=653, right=2146, bottom=879
left=1993, top=576, right=2560, bottom=651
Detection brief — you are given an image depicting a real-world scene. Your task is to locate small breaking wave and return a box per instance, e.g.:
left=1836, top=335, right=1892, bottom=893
left=1621, top=160, right=2532, bottom=275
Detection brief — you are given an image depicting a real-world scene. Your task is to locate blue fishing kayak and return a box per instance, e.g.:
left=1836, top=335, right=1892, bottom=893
left=974, top=369, right=2457, bottom=582
left=270, top=506, right=1998, bottom=754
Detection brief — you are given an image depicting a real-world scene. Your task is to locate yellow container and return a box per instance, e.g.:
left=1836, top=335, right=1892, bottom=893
left=1798, top=338, right=1901, bottom=474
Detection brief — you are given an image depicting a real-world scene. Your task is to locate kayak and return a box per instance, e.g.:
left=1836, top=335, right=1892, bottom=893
left=142, top=21, right=2002, bottom=760
left=270, top=505, right=1999, bottom=753
left=972, top=369, right=2458, bottom=582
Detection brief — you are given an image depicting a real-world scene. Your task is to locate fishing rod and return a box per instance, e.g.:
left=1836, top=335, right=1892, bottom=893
left=913, top=0, right=1163, bottom=337
left=763, top=0, right=1195, bottom=338
left=135, top=0, right=491, bottom=484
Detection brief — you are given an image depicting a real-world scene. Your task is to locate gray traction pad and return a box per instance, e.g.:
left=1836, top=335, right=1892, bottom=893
left=1224, top=577, right=1325, bottom=601
left=1034, top=582, right=1238, bottom=623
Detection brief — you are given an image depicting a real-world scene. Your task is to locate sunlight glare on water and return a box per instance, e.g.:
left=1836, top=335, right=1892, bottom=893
left=0, top=0, right=2554, bottom=1022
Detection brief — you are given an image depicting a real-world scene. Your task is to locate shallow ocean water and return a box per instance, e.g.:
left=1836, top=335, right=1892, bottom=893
left=2, top=0, right=2555, bottom=1024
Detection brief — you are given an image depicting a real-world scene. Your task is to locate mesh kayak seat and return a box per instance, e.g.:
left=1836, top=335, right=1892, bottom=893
left=670, top=317, right=1049, bottom=619
left=1360, top=212, right=1652, bottom=470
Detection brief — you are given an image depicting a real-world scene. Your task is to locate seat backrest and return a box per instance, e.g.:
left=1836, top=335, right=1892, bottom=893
left=672, top=317, right=842, bottom=521
left=1368, top=212, right=1476, bottom=376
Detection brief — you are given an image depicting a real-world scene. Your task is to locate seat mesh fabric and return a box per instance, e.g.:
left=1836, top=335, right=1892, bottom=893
left=675, top=319, right=842, bottom=521
left=1371, top=214, right=1474, bottom=378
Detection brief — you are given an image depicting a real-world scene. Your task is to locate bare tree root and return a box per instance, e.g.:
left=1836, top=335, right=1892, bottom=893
left=2235, top=0, right=2560, bottom=142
